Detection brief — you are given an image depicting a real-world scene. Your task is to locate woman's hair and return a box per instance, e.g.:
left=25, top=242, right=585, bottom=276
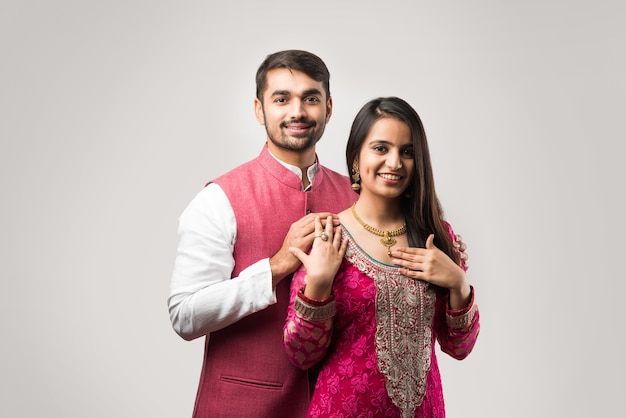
left=255, top=50, right=331, bottom=102
left=345, top=96, right=457, bottom=262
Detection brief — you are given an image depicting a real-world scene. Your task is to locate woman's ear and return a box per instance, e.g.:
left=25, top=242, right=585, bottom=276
left=351, top=160, right=360, bottom=192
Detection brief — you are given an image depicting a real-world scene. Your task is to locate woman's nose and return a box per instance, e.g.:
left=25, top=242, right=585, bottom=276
left=387, top=151, right=402, bottom=170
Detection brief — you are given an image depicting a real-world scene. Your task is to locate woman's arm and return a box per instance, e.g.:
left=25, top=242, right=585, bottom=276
left=283, top=215, right=347, bottom=369
left=282, top=267, right=336, bottom=370
left=436, top=288, right=480, bottom=360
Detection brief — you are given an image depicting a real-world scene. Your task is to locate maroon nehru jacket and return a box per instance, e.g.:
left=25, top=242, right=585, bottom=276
left=192, top=146, right=357, bottom=418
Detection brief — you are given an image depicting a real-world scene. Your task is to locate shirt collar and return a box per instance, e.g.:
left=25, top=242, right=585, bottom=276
left=267, top=149, right=319, bottom=191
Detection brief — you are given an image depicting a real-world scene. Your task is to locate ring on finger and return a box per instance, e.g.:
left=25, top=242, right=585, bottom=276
left=315, top=232, right=329, bottom=241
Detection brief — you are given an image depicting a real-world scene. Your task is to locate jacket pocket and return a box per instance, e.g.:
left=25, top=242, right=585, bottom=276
left=220, top=375, right=283, bottom=390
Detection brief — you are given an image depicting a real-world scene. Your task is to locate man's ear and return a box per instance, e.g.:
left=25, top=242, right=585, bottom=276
left=254, top=98, right=265, bottom=125
left=325, top=96, right=333, bottom=123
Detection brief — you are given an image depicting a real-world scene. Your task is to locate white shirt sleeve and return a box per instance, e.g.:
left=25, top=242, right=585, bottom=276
left=168, top=183, right=277, bottom=341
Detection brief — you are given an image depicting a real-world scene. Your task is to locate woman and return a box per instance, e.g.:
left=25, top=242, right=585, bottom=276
left=283, top=97, right=479, bottom=417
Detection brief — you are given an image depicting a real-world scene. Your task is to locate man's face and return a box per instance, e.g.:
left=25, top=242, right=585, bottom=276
left=255, top=68, right=332, bottom=155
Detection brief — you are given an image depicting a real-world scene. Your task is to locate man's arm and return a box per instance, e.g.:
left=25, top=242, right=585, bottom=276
left=168, top=184, right=276, bottom=341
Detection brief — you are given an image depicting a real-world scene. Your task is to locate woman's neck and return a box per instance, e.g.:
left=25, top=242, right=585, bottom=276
left=352, top=196, right=404, bottom=230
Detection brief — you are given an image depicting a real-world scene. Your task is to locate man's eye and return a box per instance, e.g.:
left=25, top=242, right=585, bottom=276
left=275, top=97, right=287, bottom=103
left=305, top=97, right=320, bottom=103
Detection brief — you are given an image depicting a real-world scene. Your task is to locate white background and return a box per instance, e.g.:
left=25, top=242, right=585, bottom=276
left=1, top=1, right=624, bottom=417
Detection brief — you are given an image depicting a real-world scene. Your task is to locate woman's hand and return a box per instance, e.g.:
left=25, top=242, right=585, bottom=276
left=289, top=215, right=348, bottom=301
left=270, top=212, right=339, bottom=287
left=391, top=234, right=471, bottom=309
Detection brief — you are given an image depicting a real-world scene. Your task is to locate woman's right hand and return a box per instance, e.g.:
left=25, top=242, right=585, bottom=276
left=288, top=215, right=347, bottom=300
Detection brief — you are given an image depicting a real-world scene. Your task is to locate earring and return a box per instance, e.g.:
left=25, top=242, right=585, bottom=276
left=351, top=163, right=361, bottom=192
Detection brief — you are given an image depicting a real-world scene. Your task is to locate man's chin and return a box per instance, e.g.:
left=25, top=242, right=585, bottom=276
left=276, top=137, right=318, bottom=151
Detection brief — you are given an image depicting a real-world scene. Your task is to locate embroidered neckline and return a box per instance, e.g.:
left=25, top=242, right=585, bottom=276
left=340, top=224, right=400, bottom=267
left=342, top=225, right=436, bottom=417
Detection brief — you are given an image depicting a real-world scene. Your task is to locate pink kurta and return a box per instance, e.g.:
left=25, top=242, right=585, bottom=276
left=283, top=225, right=479, bottom=418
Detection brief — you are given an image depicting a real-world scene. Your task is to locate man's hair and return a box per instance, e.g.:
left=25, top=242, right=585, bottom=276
left=255, top=50, right=331, bottom=102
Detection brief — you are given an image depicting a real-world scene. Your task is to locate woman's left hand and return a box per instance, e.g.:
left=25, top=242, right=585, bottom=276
left=390, top=234, right=466, bottom=292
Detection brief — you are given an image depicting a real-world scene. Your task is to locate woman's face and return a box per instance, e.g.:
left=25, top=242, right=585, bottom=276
left=356, top=117, right=415, bottom=200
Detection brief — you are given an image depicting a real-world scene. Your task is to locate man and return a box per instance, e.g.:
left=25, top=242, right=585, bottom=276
left=168, top=50, right=359, bottom=417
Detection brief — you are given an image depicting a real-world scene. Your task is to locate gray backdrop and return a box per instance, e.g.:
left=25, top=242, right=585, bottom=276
left=1, top=0, right=624, bottom=417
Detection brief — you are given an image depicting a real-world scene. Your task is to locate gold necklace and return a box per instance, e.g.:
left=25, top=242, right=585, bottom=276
left=351, top=203, right=407, bottom=256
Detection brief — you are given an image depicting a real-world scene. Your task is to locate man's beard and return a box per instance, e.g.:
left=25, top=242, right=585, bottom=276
left=265, top=118, right=324, bottom=152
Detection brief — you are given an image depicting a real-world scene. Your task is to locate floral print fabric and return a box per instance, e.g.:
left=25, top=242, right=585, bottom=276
left=283, top=226, right=480, bottom=418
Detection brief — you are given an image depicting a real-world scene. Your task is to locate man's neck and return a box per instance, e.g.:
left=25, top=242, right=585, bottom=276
left=269, top=147, right=316, bottom=169
left=266, top=145, right=318, bottom=190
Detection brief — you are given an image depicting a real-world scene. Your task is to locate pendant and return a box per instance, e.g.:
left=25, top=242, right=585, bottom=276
left=381, top=232, right=396, bottom=256
left=380, top=232, right=397, bottom=247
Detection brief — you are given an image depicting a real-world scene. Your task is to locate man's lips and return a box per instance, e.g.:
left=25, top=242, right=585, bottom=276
left=282, top=121, right=314, bottom=135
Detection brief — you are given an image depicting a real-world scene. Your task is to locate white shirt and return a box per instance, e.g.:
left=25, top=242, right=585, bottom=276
left=168, top=155, right=318, bottom=341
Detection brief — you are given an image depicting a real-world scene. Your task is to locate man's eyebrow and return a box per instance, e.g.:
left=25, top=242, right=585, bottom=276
left=271, top=90, right=291, bottom=97
left=302, top=89, right=323, bottom=96
left=270, top=89, right=323, bottom=97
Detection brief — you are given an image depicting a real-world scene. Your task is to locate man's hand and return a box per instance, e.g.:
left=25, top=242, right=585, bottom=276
left=269, top=212, right=339, bottom=287
left=455, top=234, right=469, bottom=269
